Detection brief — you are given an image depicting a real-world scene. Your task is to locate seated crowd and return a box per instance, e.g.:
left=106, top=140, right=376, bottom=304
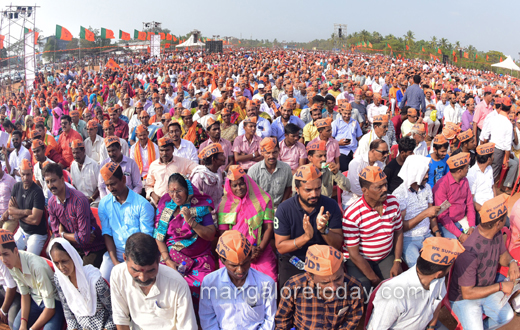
left=0, top=49, right=519, bottom=330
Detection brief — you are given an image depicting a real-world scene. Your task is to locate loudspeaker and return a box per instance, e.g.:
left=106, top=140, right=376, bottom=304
left=206, top=41, right=223, bottom=53
left=442, top=55, right=449, bottom=64
left=338, top=28, right=342, bottom=38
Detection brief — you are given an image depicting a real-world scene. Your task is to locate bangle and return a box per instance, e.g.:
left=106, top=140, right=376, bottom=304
left=499, top=282, right=503, bottom=292
left=293, top=239, right=299, bottom=249
left=21, top=317, right=28, bottom=324
left=394, top=259, right=402, bottom=263
left=433, top=230, right=440, bottom=235
left=0, top=308, right=6, bottom=316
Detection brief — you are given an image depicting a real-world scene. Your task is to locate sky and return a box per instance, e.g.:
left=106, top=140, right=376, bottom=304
left=3, top=0, right=520, bottom=59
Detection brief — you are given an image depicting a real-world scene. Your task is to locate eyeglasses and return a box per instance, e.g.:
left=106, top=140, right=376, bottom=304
left=374, top=149, right=389, bottom=156
left=168, top=189, right=186, bottom=196
left=136, top=107, right=144, bottom=110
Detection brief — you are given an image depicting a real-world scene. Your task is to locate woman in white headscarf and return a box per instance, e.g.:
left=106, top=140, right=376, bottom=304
left=392, top=155, right=442, bottom=267
left=49, top=238, right=115, bottom=330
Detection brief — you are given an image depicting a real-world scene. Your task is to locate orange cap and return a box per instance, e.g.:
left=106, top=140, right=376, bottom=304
left=20, top=159, right=33, bottom=171
left=31, top=139, right=45, bottom=150
left=476, top=142, right=495, bottom=155
left=420, top=237, right=465, bottom=266
left=158, top=137, right=174, bottom=147
left=0, top=229, right=15, bottom=244
left=104, top=136, right=120, bottom=148
left=373, top=114, right=389, bottom=123
left=198, top=143, right=223, bottom=159
left=294, top=164, right=322, bottom=181
left=258, top=137, right=276, bottom=154
left=304, top=245, right=343, bottom=276
left=216, top=230, right=252, bottom=264
left=70, top=110, right=79, bottom=117
left=206, top=117, right=217, bottom=129
left=87, top=120, right=98, bottom=129
left=34, top=116, right=45, bottom=124
left=107, top=107, right=117, bottom=114
left=315, top=118, right=332, bottom=129
left=243, top=116, right=257, bottom=125
left=181, top=109, right=192, bottom=117
left=479, top=194, right=510, bottom=223
left=227, top=165, right=246, bottom=181
left=139, top=110, right=148, bottom=117
left=162, top=113, right=171, bottom=121
left=412, top=123, right=426, bottom=133
left=70, top=139, right=84, bottom=149
left=102, top=120, right=113, bottom=129
left=136, top=125, right=148, bottom=135
left=502, top=96, right=512, bottom=107
left=154, top=103, right=162, bottom=108
left=359, top=166, right=386, bottom=183
left=433, top=134, right=448, bottom=145
left=100, top=162, right=119, bottom=182
left=221, top=108, right=231, bottom=115
left=31, top=130, right=42, bottom=139
left=338, top=99, right=349, bottom=105
left=447, top=152, right=470, bottom=169
left=306, top=140, right=327, bottom=151
left=407, top=108, right=418, bottom=116
left=457, top=130, right=473, bottom=143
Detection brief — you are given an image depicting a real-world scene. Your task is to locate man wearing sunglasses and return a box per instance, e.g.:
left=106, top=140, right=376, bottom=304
left=354, top=114, right=390, bottom=158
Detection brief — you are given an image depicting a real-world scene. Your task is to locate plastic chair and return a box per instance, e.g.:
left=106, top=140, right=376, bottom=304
left=39, top=228, right=51, bottom=258
left=364, top=279, right=391, bottom=329
left=388, top=144, right=399, bottom=162
left=91, top=207, right=102, bottom=230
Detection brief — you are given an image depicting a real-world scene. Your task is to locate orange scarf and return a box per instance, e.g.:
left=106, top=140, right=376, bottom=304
left=184, top=121, right=198, bottom=143
left=134, top=139, right=156, bottom=177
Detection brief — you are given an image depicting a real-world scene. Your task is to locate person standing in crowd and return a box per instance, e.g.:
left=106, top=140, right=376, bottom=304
left=343, top=166, right=404, bottom=294
left=368, top=237, right=465, bottom=329
left=200, top=230, right=276, bottom=329
left=0, top=229, right=64, bottom=330
left=275, top=245, right=363, bottom=330
left=433, top=152, right=475, bottom=241
left=45, top=163, right=106, bottom=267
left=449, top=195, right=518, bottom=329
left=332, top=103, right=363, bottom=172
left=472, top=87, right=493, bottom=143
left=111, top=233, right=197, bottom=329
left=400, top=75, right=426, bottom=114
left=98, top=162, right=154, bottom=282
left=49, top=238, right=115, bottom=330
left=274, top=164, right=344, bottom=286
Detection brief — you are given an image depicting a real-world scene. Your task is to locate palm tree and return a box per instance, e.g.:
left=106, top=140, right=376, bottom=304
left=404, top=30, right=415, bottom=45
left=359, top=30, right=370, bottom=42
left=439, top=38, right=449, bottom=49
left=372, top=31, right=382, bottom=43
left=430, top=36, right=438, bottom=48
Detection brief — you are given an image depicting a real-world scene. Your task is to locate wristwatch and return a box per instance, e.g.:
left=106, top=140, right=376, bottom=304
left=509, top=259, right=518, bottom=266
left=320, top=227, right=329, bottom=235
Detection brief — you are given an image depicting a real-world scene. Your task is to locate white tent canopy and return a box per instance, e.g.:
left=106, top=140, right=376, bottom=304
left=176, top=34, right=205, bottom=48
left=491, top=55, right=520, bottom=71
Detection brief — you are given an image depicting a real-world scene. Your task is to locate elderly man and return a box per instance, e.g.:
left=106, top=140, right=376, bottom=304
left=98, top=162, right=154, bottom=282
left=84, top=119, right=103, bottom=164
left=99, top=120, right=129, bottom=160
left=129, top=124, right=159, bottom=181
left=354, top=115, right=390, bottom=158
left=70, top=139, right=100, bottom=206
left=274, top=164, right=344, bottom=286
left=343, top=166, right=404, bottom=295
left=44, top=162, right=106, bottom=267
left=70, top=109, right=87, bottom=140
left=400, top=108, right=420, bottom=138
left=275, top=245, right=363, bottom=330
left=238, top=101, right=272, bottom=139
left=0, top=230, right=64, bottom=330
left=200, top=230, right=276, bottom=329
left=98, top=136, right=142, bottom=199
left=433, top=152, right=475, bottom=242
left=145, top=137, right=198, bottom=206
left=368, top=237, right=465, bottom=330
left=449, top=195, right=518, bottom=329
left=248, top=137, right=293, bottom=209
left=192, top=100, right=216, bottom=130
left=111, top=233, right=197, bottom=329
left=366, top=93, right=389, bottom=124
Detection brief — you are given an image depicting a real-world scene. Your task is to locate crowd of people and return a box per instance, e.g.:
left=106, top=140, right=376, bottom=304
left=0, top=48, right=518, bottom=329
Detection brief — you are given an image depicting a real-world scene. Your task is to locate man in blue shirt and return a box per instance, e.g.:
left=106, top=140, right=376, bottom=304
left=271, top=102, right=305, bottom=141
left=98, top=162, right=154, bottom=283
left=237, top=101, right=271, bottom=138
left=199, top=230, right=276, bottom=329
left=400, top=75, right=426, bottom=114
left=332, top=104, right=363, bottom=172
left=427, top=135, right=450, bottom=187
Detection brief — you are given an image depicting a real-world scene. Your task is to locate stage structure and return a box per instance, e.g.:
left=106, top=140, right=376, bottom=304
left=150, top=34, right=160, bottom=58
left=0, top=4, right=39, bottom=90
left=333, top=23, right=347, bottom=50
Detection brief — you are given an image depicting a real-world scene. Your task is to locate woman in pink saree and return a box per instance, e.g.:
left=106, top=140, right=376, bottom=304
left=217, top=165, right=278, bottom=282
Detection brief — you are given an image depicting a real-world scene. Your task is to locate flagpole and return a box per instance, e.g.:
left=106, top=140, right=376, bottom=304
left=53, top=35, right=56, bottom=64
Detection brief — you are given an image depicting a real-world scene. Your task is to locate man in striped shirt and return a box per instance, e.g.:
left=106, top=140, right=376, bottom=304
left=342, top=166, right=404, bottom=295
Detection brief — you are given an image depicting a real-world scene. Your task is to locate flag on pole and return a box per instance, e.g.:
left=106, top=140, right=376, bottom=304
left=101, top=28, right=114, bottom=39
left=406, top=45, right=409, bottom=51
left=166, top=34, right=172, bottom=41
left=159, top=32, right=165, bottom=40
left=80, top=26, right=95, bottom=42
left=454, top=55, right=458, bottom=63
left=134, top=30, right=146, bottom=40
left=165, top=43, right=171, bottom=48
left=239, top=40, right=242, bottom=44
left=486, top=55, right=489, bottom=61
left=500, top=57, right=503, bottom=62
left=452, top=50, right=456, bottom=56
left=173, top=35, right=177, bottom=42
left=105, top=58, right=120, bottom=69
left=464, top=52, right=469, bottom=59
left=56, top=25, right=72, bottom=41
left=24, top=28, right=39, bottom=44
left=422, top=47, right=425, bottom=52
left=0, top=35, right=4, bottom=49
left=119, top=30, right=130, bottom=41
left=369, top=42, right=372, bottom=48
left=147, top=32, right=155, bottom=40
left=387, top=43, right=392, bottom=49
left=437, top=48, right=442, bottom=55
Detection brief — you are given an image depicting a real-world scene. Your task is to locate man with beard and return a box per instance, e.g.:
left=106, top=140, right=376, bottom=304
left=238, top=101, right=272, bottom=139
left=198, top=118, right=233, bottom=172
left=57, top=115, right=83, bottom=169
left=270, top=102, right=305, bottom=142
left=192, top=100, right=216, bottom=130
left=342, top=166, right=404, bottom=296
left=302, top=104, right=323, bottom=144
left=7, top=131, right=31, bottom=182
left=44, top=162, right=106, bottom=267
left=166, top=119, right=198, bottom=163
left=274, top=164, right=344, bottom=286
left=111, top=233, right=196, bottom=329
left=31, top=139, right=58, bottom=203
left=98, top=163, right=154, bottom=282
left=99, top=120, right=129, bottom=160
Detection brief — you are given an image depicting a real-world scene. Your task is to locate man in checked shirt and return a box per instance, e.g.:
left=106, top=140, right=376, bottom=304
left=275, top=245, right=363, bottom=330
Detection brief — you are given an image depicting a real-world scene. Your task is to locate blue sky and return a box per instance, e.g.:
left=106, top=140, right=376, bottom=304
left=4, top=0, right=520, bottom=59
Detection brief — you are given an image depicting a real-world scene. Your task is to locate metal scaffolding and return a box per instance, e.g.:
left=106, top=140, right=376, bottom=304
left=333, top=23, right=347, bottom=51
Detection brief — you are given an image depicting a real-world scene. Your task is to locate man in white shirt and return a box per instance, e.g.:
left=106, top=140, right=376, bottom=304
left=444, top=93, right=460, bottom=124
left=129, top=125, right=159, bottom=181
left=467, top=143, right=495, bottom=224
left=8, top=131, right=31, bottom=182
left=70, top=139, right=100, bottom=206
left=99, top=120, right=129, bottom=161
left=411, top=123, right=428, bottom=156
left=366, top=93, right=388, bottom=124
left=0, top=256, right=20, bottom=329
left=354, top=115, right=390, bottom=158
left=367, top=237, right=465, bottom=330
left=200, top=230, right=276, bottom=329
left=192, top=100, right=216, bottom=130
left=238, top=101, right=272, bottom=139
left=435, top=93, right=448, bottom=121
left=31, top=139, right=54, bottom=202
left=84, top=120, right=103, bottom=164
left=168, top=121, right=198, bottom=162
left=111, top=233, right=197, bottom=330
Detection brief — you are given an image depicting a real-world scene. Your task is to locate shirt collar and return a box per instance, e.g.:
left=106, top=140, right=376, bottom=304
left=220, top=267, right=254, bottom=289
left=57, top=186, right=72, bottom=205
left=20, top=252, right=31, bottom=275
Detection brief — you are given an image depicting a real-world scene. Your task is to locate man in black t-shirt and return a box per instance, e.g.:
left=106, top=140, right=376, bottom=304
left=7, top=159, right=47, bottom=255
left=384, top=137, right=416, bottom=193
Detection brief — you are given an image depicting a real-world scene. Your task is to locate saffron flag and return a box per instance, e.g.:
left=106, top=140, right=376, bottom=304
left=486, top=55, right=489, bottom=61
left=134, top=30, right=146, bottom=41
left=500, top=57, right=503, bottom=62
left=464, top=52, right=469, bottom=59
left=452, top=50, right=456, bottom=56
left=105, top=58, right=120, bottom=69
left=56, top=25, right=72, bottom=41
left=159, top=32, right=165, bottom=40
left=165, top=43, right=170, bottom=48
left=80, top=26, right=95, bottom=42
left=387, top=43, right=392, bottom=49
left=422, top=47, right=425, bottom=52
left=437, top=48, right=442, bottom=55
left=119, top=30, right=130, bottom=41
left=454, top=55, right=458, bottom=63
left=147, top=32, right=155, bottom=40
left=101, top=28, right=114, bottom=39
left=172, top=35, right=177, bottom=42
left=24, top=28, right=39, bottom=44
left=0, top=35, right=4, bottom=49
left=166, top=34, right=172, bottom=41
left=369, top=42, right=372, bottom=48
left=239, top=40, right=242, bottom=44
left=406, top=45, right=409, bottom=51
